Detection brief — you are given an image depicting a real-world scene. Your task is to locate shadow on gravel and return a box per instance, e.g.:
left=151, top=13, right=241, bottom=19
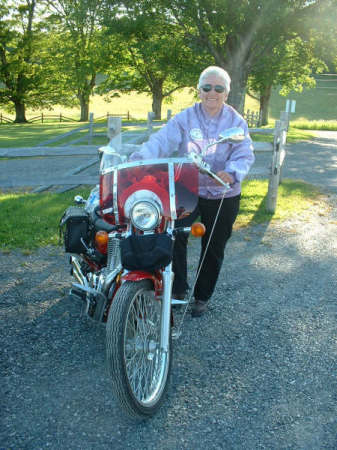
left=1, top=224, right=337, bottom=450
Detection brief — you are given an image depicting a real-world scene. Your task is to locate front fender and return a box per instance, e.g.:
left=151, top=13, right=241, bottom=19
left=122, top=271, right=162, bottom=292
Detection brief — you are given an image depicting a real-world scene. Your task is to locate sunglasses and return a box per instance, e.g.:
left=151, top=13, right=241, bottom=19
left=200, top=84, right=226, bottom=93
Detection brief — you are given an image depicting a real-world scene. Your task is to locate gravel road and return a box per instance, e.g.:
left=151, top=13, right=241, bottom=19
left=1, top=133, right=337, bottom=449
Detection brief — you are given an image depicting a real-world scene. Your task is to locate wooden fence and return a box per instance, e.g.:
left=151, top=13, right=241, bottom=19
left=0, top=111, right=131, bottom=124
left=1, top=110, right=288, bottom=210
left=109, top=112, right=288, bottom=213
left=249, top=111, right=289, bottom=212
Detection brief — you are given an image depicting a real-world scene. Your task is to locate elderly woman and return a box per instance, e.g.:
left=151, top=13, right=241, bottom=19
left=131, top=66, right=255, bottom=317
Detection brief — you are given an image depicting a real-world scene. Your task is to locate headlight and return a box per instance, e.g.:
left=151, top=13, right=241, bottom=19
left=130, top=201, right=161, bottom=231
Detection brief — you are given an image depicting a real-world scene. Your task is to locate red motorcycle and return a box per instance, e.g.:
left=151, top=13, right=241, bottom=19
left=60, top=128, right=244, bottom=419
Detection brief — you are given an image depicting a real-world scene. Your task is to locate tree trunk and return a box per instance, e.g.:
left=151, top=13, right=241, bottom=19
left=152, top=81, right=164, bottom=120
left=259, top=84, right=272, bottom=126
left=79, top=94, right=89, bottom=122
left=14, top=100, right=28, bottom=123
left=226, top=66, right=249, bottom=114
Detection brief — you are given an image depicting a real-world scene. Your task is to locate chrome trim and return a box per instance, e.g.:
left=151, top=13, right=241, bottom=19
left=130, top=200, right=161, bottom=231
left=71, top=256, right=88, bottom=287
left=100, top=157, right=190, bottom=175
left=112, top=168, right=119, bottom=223
left=160, top=263, right=173, bottom=352
left=103, top=267, right=122, bottom=292
left=71, top=282, right=105, bottom=298
left=168, top=162, right=176, bottom=220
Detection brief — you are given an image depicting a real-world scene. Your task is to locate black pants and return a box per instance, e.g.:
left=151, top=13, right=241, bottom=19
left=172, top=194, right=240, bottom=301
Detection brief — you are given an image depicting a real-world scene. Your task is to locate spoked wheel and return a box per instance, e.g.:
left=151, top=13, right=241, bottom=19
left=106, top=279, right=172, bottom=419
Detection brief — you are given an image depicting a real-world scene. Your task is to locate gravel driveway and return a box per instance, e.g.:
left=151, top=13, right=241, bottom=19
left=1, top=133, right=337, bottom=449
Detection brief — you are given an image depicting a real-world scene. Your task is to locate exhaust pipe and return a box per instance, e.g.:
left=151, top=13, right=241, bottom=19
left=71, top=256, right=88, bottom=287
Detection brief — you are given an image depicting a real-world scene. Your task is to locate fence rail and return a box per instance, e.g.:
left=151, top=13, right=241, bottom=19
left=0, top=111, right=132, bottom=124
left=1, top=110, right=288, bottom=210
left=243, top=109, right=261, bottom=127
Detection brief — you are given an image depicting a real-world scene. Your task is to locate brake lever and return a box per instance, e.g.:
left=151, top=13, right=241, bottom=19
left=188, top=152, right=230, bottom=189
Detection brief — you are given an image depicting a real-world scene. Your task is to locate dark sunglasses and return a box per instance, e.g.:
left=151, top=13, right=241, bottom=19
left=200, top=84, right=226, bottom=93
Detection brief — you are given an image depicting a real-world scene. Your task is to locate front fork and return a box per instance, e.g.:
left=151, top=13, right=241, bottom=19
left=160, top=263, right=174, bottom=353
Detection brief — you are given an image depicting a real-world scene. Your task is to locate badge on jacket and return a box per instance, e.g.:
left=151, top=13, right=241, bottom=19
left=190, top=128, right=203, bottom=140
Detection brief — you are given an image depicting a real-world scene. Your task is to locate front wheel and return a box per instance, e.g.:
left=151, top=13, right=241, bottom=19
left=106, top=279, right=172, bottom=419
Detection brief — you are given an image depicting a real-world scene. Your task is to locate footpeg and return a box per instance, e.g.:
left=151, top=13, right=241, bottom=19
left=171, top=298, right=188, bottom=305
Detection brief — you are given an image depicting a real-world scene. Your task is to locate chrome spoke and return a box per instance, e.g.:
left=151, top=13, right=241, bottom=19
left=123, top=287, right=168, bottom=406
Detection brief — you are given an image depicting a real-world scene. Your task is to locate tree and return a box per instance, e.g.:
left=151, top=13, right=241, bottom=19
left=43, top=0, right=116, bottom=121
left=0, top=0, right=59, bottom=122
left=99, top=2, right=209, bottom=119
left=157, top=0, right=333, bottom=113
left=248, top=36, right=326, bottom=125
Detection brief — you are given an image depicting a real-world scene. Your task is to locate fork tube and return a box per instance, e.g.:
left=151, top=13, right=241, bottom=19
left=160, top=263, right=173, bottom=352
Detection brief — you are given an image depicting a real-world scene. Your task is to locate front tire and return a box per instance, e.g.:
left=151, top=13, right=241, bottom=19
left=106, top=279, right=172, bottom=419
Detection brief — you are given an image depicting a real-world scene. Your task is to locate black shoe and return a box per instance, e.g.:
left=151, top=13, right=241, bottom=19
left=191, top=299, right=208, bottom=317
left=172, top=292, right=186, bottom=300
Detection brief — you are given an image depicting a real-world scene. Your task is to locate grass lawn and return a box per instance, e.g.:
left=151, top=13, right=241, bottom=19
left=0, top=179, right=324, bottom=252
left=1, top=76, right=336, bottom=148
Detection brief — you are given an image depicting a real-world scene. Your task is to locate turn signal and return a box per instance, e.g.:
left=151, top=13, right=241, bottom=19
left=191, top=222, right=206, bottom=237
left=95, top=230, right=108, bottom=254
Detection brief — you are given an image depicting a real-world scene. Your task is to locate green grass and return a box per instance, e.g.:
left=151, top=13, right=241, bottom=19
left=0, top=122, right=84, bottom=148
left=0, top=179, right=324, bottom=251
left=236, top=178, right=323, bottom=228
left=250, top=126, right=316, bottom=143
left=1, top=77, right=336, bottom=148
left=291, top=120, right=337, bottom=131
left=0, top=187, right=91, bottom=250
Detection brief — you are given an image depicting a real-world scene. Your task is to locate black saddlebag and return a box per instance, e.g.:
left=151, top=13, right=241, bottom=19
left=60, top=206, right=91, bottom=253
left=120, top=233, right=174, bottom=273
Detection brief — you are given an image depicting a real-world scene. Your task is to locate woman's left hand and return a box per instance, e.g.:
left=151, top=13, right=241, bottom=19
left=215, top=171, right=234, bottom=186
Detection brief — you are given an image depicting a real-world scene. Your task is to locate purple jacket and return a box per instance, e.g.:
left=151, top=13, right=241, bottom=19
left=130, top=103, right=255, bottom=199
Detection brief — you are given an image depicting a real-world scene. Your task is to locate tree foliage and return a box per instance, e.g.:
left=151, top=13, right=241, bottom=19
left=0, top=0, right=64, bottom=122
left=99, top=1, right=210, bottom=119
left=248, top=36, right=326, bottom=124
left=153, top=0, right=334, bottom=114
left=42, top=0, right=115, bottom=121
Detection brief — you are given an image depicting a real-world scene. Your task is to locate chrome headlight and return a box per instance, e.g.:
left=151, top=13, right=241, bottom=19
left=130, top=201, right=161, bottom=231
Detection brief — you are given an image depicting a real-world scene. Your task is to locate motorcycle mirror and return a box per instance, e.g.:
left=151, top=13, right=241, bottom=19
left=218, top=127, right=245, bottom=143
left=74, top=195, right=86, bottom=205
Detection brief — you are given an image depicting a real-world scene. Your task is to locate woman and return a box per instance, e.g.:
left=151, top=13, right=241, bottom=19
left=131, top=66, right=255, bottom=317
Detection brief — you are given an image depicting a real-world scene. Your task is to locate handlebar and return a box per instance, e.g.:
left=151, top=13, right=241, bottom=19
left=187, top=152, right=230, bottom=190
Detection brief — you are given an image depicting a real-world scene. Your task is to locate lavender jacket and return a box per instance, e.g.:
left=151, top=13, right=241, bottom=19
left=130, top=103, right=255, bottom=199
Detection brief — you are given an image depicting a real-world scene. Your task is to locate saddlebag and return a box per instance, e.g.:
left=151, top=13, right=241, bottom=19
left=120, top=233, right=174, bottom=273
left=60, top=206, right=91, bottom=253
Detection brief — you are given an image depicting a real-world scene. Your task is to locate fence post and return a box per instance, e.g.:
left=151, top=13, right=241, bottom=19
left=280, top=111, right=290, bottom=131
left=278, top=118, right=288, bottom=184
left=88, top=112, right=94, bottom=145
left=167, top=109, right=172, bottom=121
left=266, top=120, right=282, bottom=213
left=60, top=113, right=62, bottom=122
left=147, top=111, right=155, bottom=136
left=41, top=113, right=44, bottom=124
left=107, top=116, right=122, bottom=151
left=127, top=111, right=130, bottom=120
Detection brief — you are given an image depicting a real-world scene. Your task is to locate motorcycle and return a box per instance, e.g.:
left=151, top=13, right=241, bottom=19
left=60, top=127, right=245, bottom=419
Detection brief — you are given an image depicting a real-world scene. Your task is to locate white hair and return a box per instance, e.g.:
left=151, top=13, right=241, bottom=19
left=197, top=66, right=231, bottom=93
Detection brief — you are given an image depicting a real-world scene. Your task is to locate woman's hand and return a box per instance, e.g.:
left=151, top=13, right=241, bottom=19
left=215, top=171, right=234, bottom=186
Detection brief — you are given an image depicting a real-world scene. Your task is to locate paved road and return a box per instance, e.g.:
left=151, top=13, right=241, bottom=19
left=1, top=130, right=336, bottom=193
left=252, top=131, right=337, bottom=194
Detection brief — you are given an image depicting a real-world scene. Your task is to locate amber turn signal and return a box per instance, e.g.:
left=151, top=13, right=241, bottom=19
left=191, top=222, right=206, bottom=237
left=95, top=230, right=109, bottom=254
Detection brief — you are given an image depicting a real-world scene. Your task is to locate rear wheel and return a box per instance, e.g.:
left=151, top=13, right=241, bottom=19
left=106, top=280, right=172, bottom=419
